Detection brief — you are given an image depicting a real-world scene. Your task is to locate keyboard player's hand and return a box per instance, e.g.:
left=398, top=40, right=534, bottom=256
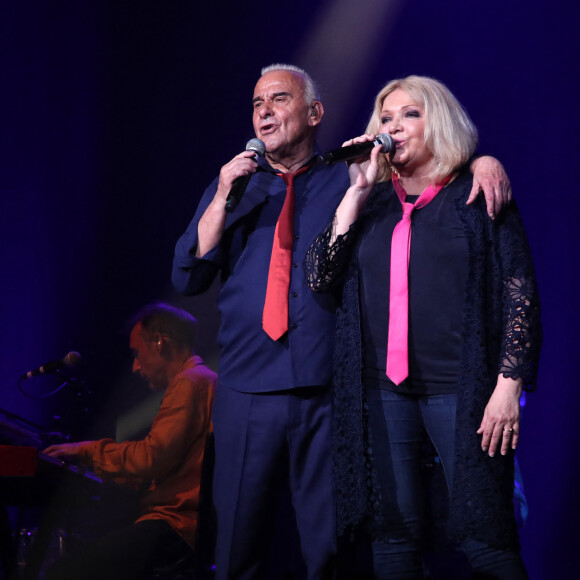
left=43, top=441, right=91, bottom=461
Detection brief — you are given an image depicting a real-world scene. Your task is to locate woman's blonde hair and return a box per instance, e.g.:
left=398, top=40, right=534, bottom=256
left=366, top=75, right=478, bottom=182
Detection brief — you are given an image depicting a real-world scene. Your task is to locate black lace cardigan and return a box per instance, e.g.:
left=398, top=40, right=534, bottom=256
left=304, top=172, right=542, bottom=549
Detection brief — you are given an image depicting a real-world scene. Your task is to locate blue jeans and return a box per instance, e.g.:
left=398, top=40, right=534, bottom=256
left=366, top=388, right=528, bottom=580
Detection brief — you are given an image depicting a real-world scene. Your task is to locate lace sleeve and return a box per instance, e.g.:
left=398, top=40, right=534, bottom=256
left=304, top=219, right=360, bottom=293
left=498, top=274, right=541, bottom=386
left=496, top=205, right=542, bottom=388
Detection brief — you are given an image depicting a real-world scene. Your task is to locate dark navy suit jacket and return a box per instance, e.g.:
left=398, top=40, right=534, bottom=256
left=172, top=154, right=350, bottom=393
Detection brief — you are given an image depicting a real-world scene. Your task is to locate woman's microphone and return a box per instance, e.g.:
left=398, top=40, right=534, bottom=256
left=316, top=133, right=394, bottom=165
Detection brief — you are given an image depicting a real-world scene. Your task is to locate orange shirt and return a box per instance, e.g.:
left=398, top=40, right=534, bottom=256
left=76, top=355, right=216, bottom=549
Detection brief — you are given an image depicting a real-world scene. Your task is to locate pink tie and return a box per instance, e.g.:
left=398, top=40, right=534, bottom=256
left=262, top=167, right=308, bottom=341
left=386, top=174, right=450, bottom=385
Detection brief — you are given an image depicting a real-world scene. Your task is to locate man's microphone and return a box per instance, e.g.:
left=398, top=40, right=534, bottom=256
left=21, top=351, right=82, bottom=380
left=225, top=138, right=266, bottom=213
left=316, top=133, right=394, bottom=165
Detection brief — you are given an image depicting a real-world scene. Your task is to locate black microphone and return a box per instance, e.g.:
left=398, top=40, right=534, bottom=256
left=316, top=133, right=394, bottom=165
left=21, top=351, right=82, bottom=380
left=225, top=138, right=266, bottom=213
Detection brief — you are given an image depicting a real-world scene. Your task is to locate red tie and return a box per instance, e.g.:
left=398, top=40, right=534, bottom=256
left=262, top=166, right=309, bottom=340
left=386, top=174, right=450, bottom=385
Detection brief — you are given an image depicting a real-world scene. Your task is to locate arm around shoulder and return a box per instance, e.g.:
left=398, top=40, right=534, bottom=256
left=467, top=155, right=512, bottom=219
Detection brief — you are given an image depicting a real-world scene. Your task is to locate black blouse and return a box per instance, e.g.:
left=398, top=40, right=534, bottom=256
left=358, top=185, right=468, bottom=395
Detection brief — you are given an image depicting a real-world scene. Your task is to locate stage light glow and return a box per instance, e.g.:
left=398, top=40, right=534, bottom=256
left=296, top=0, right=404, bottom=147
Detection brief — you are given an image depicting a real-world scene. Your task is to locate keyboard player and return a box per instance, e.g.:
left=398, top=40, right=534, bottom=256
left=41, top=303, right=216, bottom=580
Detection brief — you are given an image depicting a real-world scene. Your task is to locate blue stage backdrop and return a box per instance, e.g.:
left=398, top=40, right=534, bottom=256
left=1, top=1, right=578, bottom=577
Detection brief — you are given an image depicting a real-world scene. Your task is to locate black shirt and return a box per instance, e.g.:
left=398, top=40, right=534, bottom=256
left=358, top=180, right=468, bottom=395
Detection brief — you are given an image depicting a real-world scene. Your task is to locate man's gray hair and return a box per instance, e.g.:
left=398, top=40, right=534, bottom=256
left=260, top=63, right=320, bottom=105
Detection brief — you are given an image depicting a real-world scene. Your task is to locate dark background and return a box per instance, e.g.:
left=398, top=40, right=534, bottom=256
left=1, top=1, right=578, bottom=577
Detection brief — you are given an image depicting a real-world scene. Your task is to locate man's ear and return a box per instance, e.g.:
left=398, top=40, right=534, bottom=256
left=153, top=333, right=164, bottom=352
left=308, top=101, right=324, bottom=126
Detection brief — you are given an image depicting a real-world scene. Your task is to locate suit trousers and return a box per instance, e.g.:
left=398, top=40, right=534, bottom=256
left=212, top=385, right=336, bottom=580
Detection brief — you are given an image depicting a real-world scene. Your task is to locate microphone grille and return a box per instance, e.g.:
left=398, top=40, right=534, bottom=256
left=63, top=351, right=82, bottom=368
left=375, top=133, right=394, bottom=153
left=246, top=138, right=266, bottom=156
